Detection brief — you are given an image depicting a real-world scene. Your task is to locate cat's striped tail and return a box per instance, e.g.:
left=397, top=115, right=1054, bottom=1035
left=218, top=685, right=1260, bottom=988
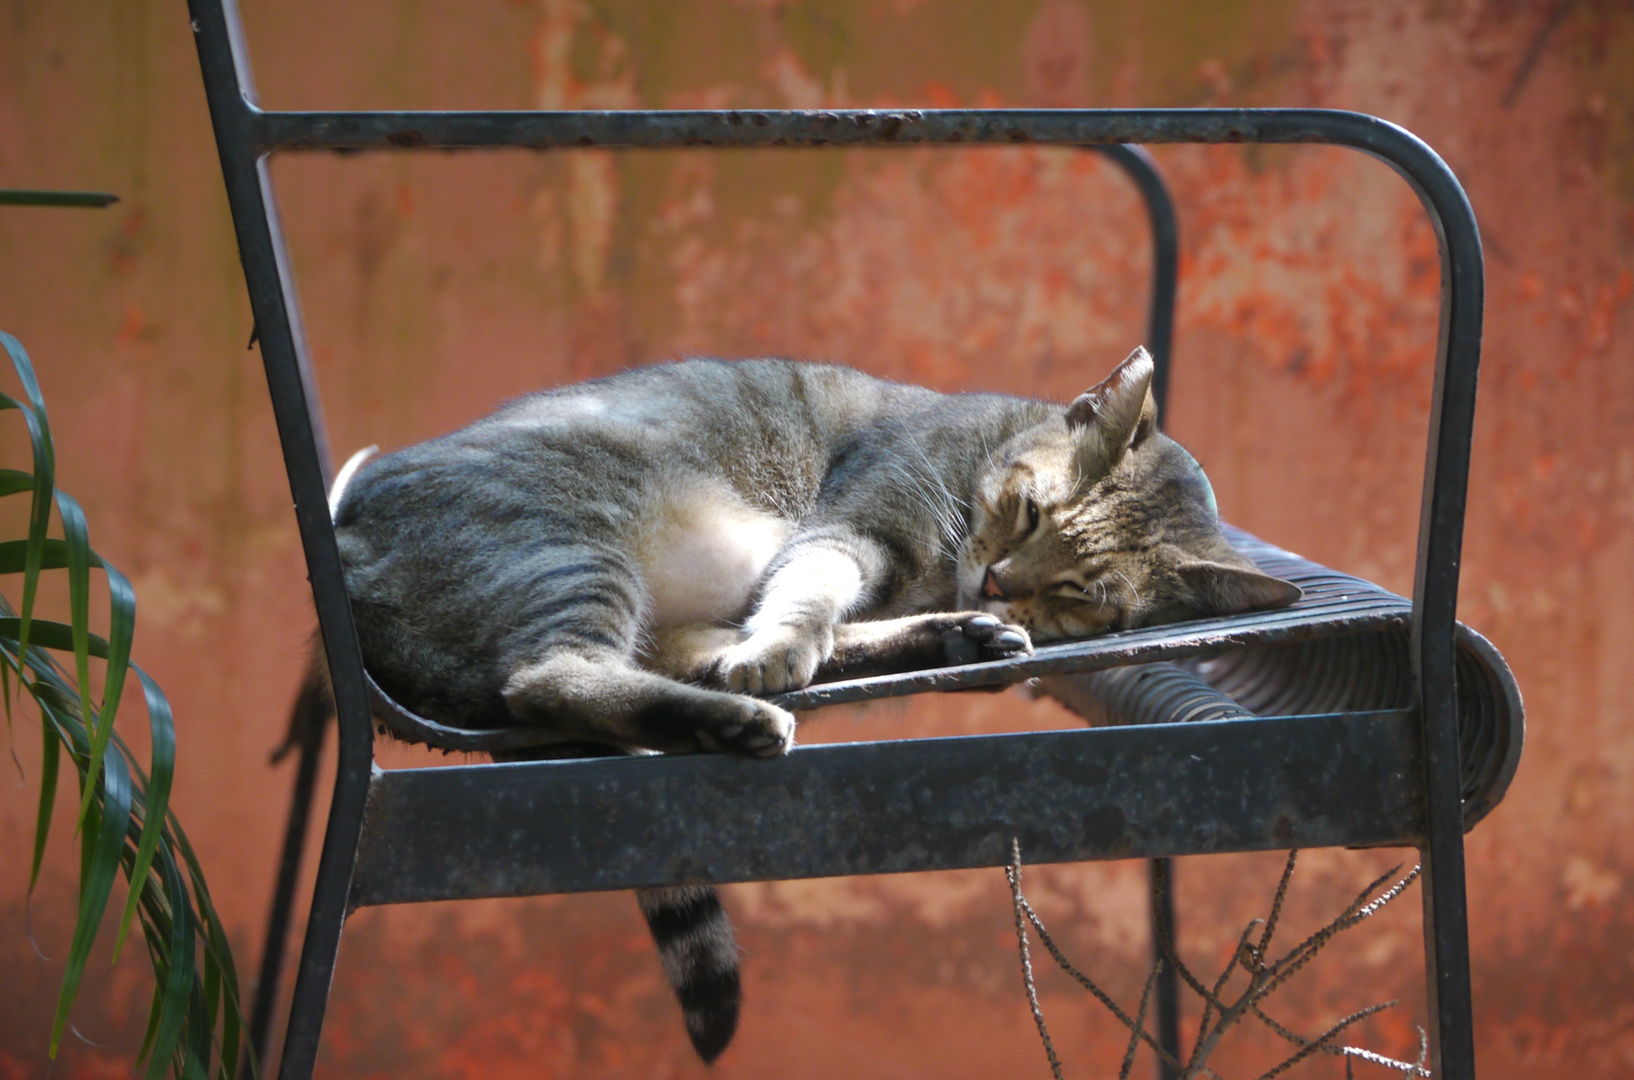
left=637, top=885, right=742, bottom=1063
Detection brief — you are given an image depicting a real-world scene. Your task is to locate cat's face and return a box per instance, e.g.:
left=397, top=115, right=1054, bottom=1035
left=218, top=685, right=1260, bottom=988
left=956, top=348, right=1301, bottom=641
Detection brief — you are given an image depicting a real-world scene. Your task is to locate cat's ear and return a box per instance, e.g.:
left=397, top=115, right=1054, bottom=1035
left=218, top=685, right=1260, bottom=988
left=1066, top=346, right=1159, bottom=455
left=1176, top=559, right=1303, bottom=616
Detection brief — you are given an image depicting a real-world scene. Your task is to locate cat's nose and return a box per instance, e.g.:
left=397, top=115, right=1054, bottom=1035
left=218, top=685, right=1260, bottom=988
left=981, top=566, right=1008, bottom=600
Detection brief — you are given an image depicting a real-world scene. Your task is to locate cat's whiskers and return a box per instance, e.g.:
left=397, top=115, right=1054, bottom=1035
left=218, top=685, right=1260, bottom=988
left=893, top=457, right=965, bottom=556
left=1113, top=569, right=1140, bottom=608
left=897, top=437, right=972, bottom=558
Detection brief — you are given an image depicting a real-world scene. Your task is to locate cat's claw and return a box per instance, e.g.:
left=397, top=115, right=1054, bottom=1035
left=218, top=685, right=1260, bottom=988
left=940, top=612, right=1033, bottom=666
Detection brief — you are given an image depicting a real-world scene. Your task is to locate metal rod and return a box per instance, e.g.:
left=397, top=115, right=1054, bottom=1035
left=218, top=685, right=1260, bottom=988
left=351, top=711, right=1424, bottom=905
left=0, top=189, right=119, bottom=207
left=1405, top=154, right=1484, bottom=1080
left=1094, top=141, right=1184, bottom=1080
left=239, top=712, right=329, bottom=1080
left=1094, top=143, right=1178, bottom=415
left=186, top=3, right=374, bottom=1079
left=242, top=105, right=1464, bottom=158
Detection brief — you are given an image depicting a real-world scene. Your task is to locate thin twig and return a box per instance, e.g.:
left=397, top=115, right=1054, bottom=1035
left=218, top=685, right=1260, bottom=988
left=1013, top=845, right=1188, bottom=1072
left=1151, top=857, right=1224, bottom=1007
left=1016, top=895, right=1187, bottom=1071
left=1257, top=865, right=1420, bottom=1004
left=1008, top=851, right=1428, bottom=1080
left=1187, top=918, right=1273, bottom=1074
left=1254, top=1002, right=1393, bottom=1080
left=1254, top=999, right=1418, bottom=1071
left=1340, top=1043, right=1432, bottom=1077
left=1256, top=850, right=1298, bottom=960
left=1008, top=839, right=1066, bottom=1080
left=1254, top=1002, right=1320, bottom=1049
left=1119, top=959, right=1162, bottom=1080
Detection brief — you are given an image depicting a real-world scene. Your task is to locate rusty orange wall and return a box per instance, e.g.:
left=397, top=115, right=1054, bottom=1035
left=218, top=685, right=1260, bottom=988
left=2, top=1, right=1632, bottom=1077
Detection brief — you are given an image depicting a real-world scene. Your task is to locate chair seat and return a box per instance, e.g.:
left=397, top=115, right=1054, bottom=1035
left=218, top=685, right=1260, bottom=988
left=344, top=526, right=1524, bottom=910
left=363, top=525, right=1523, bottom=827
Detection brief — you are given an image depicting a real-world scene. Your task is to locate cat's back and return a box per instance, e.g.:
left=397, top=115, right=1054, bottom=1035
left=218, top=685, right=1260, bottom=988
left=333, top=359, right=931, bottom=576
left=489, top=357, right=917, bottom=453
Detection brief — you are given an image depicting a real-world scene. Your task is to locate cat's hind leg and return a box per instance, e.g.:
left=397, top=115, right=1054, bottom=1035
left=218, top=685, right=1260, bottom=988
left=503, top=647, right=795, bottom=757
left=494, top=535, right=794, bottom=756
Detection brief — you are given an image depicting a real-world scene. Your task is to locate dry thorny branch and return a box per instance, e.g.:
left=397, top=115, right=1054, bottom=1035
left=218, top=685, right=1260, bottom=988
left=1006, top=840, right=1431, bottom=1080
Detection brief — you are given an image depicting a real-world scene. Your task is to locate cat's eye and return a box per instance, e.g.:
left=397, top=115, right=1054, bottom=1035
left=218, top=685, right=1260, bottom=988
left=1011, top=495, right=1040, bottom=539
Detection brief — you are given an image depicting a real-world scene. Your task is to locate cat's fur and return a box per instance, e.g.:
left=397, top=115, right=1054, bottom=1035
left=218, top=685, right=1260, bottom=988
left=324, top=347, right=1299, bottom=1062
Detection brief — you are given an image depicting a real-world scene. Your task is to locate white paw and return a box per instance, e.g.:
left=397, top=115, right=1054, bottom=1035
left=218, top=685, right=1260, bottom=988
left=717, top=625, right=832, bottom=695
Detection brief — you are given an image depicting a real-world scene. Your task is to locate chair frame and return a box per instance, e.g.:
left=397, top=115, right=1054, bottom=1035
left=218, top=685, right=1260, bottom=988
left=186, top=1, right=1487, bottom=1077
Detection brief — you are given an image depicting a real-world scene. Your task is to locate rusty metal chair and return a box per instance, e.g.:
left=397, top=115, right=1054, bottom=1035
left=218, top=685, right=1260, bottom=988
left=187, top=3, right=1522, bottom=1078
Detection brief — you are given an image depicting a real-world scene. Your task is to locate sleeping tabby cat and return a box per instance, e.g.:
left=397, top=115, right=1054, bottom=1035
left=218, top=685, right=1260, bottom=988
left=322, top=346, right=1299, bottom=1062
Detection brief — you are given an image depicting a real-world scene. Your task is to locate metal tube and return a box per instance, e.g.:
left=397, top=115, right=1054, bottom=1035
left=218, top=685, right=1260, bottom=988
left=186, top=3, right=373, bottom=1079
left=1092, top=142, right=1184, bottom=1080
left=239, top=713, right=328, bottom=1080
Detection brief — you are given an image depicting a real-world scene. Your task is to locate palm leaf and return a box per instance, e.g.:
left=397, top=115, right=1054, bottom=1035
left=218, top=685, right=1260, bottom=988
left=115, top=665, right=174, bottom=960
left=50, top=741, right=131, bottom=1055
left=0, top=468, right=36, bottom=497
left=2, top=330, right=246, bottom=1078
left=1, top=332, right=56, bottom=698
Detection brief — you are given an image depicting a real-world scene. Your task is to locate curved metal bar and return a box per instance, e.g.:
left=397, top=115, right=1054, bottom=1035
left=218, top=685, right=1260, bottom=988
left=363, top=669, right=582, bottom=753
left=1093, top=144, right=1179, bottom=415
left=233, top=107, right=1483, bottom=775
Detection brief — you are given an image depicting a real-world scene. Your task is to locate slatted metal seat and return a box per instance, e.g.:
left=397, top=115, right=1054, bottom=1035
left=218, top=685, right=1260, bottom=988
left=186, top=2, right=1519, bottom=1077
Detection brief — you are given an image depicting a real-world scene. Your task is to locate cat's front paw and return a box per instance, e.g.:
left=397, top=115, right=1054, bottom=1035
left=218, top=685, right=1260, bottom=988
left=716, top=625, right=832, bottom=695
left=939, top=613, right=1033, bottom=666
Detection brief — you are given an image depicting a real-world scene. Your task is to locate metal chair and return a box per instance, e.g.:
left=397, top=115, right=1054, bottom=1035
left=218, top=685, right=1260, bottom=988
left=186, top=2, right=1521, bottom=1077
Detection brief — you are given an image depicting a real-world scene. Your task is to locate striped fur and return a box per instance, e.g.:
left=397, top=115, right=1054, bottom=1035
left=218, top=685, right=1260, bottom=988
left=637, top=886, right=741, bottom=1063
left=326, top=349, right=1299, bottom=1061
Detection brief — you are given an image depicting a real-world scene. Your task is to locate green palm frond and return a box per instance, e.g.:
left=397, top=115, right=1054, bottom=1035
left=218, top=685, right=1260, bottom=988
left=2, top=330, right=247, bottom=1079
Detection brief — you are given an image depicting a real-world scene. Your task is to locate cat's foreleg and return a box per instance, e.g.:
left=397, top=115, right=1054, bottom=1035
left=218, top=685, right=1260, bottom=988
left=819, top=612, right=1033, bottom=681
left=716, top=530, right=888, bottom=694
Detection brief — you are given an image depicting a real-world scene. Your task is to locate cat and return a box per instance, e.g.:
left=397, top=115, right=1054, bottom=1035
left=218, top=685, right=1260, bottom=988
left=320, top=345, right=1300, bottom=1062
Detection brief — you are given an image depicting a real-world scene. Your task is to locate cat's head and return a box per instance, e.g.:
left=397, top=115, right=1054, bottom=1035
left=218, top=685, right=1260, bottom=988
left=957, top=347, right=1301, bottom=641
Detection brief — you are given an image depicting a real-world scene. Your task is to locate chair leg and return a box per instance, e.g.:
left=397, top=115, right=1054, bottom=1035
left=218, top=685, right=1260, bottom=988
left=273, top=738, right=374, bottom=1080
left=239, top=719, right=328, bottom=1080
left=1149, top=857, right=1182, bottom=1080
left=1421, top=830, right=1477, bottom=1078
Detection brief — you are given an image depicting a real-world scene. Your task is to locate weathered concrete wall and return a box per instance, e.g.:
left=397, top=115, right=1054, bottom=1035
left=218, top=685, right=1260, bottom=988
left=2, top=1, right=1631, bottom=1076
